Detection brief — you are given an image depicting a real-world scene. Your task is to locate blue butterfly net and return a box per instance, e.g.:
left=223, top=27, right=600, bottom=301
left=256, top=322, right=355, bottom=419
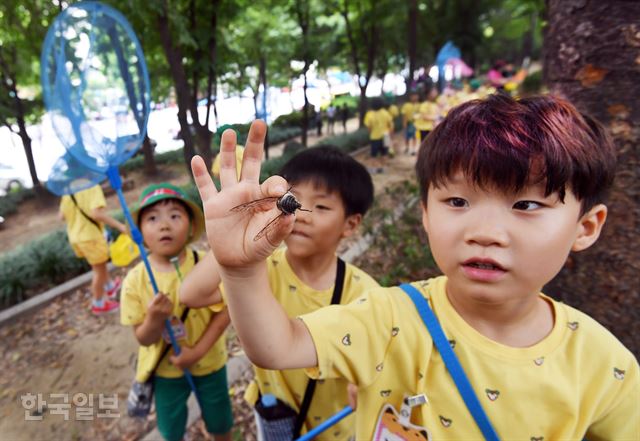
left=46, top=151, right=105, bottom=196
left=40, top=1, right=150, bottom=173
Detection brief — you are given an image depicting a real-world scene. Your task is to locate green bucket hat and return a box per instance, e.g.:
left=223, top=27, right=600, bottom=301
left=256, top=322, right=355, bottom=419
left=132, top=183, right=204, bottom=243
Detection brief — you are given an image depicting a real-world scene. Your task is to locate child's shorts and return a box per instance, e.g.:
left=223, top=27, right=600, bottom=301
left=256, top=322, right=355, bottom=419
left=154, top=366, right=233, bottom=441
left=370, top=139, right=388, bottom=158
left=405, top=122, right=416, bottom=140
left=71, top=239, right=109, bottom=265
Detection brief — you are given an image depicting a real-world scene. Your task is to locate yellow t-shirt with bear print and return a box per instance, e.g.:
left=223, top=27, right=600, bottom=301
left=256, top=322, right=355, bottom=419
left=301, top=276, right=639, bottom=441
left=243, top=247, right=379, bottom=441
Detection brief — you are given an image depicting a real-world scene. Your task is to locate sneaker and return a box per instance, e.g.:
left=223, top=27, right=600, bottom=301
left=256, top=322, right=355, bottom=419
left=105, top=277, right=122, bottom=300
left=92, top=299, right=120, bottom=316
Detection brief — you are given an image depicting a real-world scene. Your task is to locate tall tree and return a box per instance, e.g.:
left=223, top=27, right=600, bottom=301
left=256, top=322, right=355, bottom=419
left=0, top=0, right=58, bottom=193
left=337, top=0, right=382, bottom=125
left=407, top=0, right=418, bottom=91
left=154, top=0, right=222, bottom=170
left=544, top=0, right=640, bottom=357
left=293, top=0, right=312, bottom=146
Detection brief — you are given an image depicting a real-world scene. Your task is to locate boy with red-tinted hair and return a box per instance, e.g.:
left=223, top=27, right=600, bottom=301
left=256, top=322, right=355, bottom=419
left=191, top=95, right=639, bottom=440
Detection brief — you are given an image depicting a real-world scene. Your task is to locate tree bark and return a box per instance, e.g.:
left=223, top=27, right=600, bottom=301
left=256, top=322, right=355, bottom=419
left=0, top=49, right=41, bottom=192
left=544, top=0, right=640, bottom=357
left=157, top=5, right=198, bottom=173
left=407, top=0, right=418, bottom=92
left=141, top=135, right=157, bottom=176
left=295, top=0, right=310, bottom=147
left=341, top=0, right=378, bottom=126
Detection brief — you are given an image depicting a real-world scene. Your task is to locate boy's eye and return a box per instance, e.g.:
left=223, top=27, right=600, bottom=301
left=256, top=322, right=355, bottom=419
left=513, top=200, right=543, bottom=211
left=445, top=197, right=468, bottom=208
left=316, top=205, right=330, bottom=210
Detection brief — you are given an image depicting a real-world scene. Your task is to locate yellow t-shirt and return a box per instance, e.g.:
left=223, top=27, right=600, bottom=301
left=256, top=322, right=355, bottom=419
left=301, top=276, right=640, bottom=441
left=364, top=109, right=393, bottom=141
left=400, top=102, right=420, bottom=124
left=245, top=247, right=380, bottom=440
left=414, top=101, right=439, bottom=131
left=388, top=104, right=399, bottom=118
left=211, top=145, right=244, bottom=178
left=60, top=185, right=106, bottom=243
left=120, top=249, right=227, bottom=382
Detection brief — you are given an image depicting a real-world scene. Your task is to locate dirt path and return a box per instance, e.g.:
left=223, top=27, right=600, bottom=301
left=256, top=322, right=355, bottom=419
left=0, top=127, right=416, bottom=441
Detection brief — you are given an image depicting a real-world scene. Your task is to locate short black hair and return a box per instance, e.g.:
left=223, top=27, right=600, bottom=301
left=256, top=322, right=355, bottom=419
left=279, top=146, right=374, bottom=216
left=371, top=97, right=385, bottom=111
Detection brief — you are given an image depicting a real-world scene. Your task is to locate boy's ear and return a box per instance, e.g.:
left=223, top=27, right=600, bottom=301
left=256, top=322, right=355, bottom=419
left=572, top=203, right=608, bottom=252
left=421, top=201, right=429, bottom=233
left=341, top=213, right=363, bottom=238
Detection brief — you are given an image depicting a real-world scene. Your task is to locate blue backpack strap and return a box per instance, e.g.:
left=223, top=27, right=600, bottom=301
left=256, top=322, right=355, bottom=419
left=399, top=283, right=500, bottom=441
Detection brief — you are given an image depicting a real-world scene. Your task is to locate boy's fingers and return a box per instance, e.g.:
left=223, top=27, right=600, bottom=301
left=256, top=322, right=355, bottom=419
left=240, top=120, right=266, bottom=184
left=261, top=175, right=288, bottom=198
left=219, top=129, right=239, bottom=188
left=191, top=156, right=218, bottom=204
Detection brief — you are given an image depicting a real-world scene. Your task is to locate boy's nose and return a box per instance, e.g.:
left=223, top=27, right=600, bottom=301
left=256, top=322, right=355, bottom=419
left=295, top=207, right=312, bottom=223
left=464, top=222, right=509, bottom=247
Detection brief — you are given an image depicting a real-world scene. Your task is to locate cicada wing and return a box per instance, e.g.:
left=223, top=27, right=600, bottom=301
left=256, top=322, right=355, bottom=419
left=230, top=196, right=279, bottom=213
left=253, top=213, right=285, bottom=242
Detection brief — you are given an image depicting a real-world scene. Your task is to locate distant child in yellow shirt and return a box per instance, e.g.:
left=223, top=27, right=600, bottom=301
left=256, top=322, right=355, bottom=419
left=59, top=185, right=127, bottom=315
left=400, top=91, right=420, bottom=155
left=181, top=146, right=380, bottom=440
left=120, top=183, right=232, bottom=441
left=364, top=98, right=394, bottom=173
left=190, top=96, right=639, bottom=440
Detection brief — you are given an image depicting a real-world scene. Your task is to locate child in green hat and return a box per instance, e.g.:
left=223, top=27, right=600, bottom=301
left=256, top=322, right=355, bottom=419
left=120, top=183, right=232, bottom=441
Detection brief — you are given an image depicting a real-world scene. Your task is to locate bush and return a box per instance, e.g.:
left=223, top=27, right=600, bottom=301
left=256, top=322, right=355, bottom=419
left=282, top=140, right=304, bottom=157
left=0, top=229, right=89, bottom=308
left=315, top=128, right=369, bottom=153
left=271, top=111, right=303, bottom=128
left=0, top=187, right=36, bottom=218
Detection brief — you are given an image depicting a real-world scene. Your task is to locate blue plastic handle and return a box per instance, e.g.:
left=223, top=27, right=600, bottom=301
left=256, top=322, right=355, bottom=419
left=296, top=405, right=353, bottom=441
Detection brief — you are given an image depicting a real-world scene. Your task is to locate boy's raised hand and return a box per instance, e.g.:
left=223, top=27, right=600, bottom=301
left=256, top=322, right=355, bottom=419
left=191, top=120, right=293, bottom=272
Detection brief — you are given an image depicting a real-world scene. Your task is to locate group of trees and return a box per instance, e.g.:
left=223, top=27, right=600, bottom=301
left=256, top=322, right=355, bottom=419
left=1, top=0, right=544, bottom=190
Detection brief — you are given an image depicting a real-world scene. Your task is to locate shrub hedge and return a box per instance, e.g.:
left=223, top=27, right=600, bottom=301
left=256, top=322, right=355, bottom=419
left=0, top=187, right=36, bottom=218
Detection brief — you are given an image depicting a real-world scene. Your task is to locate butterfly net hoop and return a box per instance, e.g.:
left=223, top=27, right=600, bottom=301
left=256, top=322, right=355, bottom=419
left=41, top=1, right=150, bottom=173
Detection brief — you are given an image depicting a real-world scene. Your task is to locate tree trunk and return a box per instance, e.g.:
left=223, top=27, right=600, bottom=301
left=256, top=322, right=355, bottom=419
left=295, top=0, right=310, bottom=147
left=157, top=4, right=198, bottom=173
left=301, top=67, right=309, bottom=147
left=142, top=135, right=158, bottom=177
left=407, top=0, right=417, bottom=92
left=358, top=85, right=368, bottom=126
left=544, top=0, right=640, bottom=357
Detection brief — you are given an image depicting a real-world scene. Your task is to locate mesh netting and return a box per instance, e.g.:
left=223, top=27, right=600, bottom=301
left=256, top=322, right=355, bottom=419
left=46, top=151, right=105, bottom=196
left=41, top=1, right=150, bottom=173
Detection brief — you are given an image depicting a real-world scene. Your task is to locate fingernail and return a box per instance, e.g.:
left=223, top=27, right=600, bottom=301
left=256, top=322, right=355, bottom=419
left=275, top=186, right=285, bottom=194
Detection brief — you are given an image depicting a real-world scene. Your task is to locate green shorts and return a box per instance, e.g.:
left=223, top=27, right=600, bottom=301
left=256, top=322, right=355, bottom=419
left=154, top=366, right=233, bottom=441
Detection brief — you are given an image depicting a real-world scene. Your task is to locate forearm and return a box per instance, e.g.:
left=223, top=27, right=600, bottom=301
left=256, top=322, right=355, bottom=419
left=91, top=208, right=127, bottom=233
left=179, top=252, right=222, bottom=307
left=193, top=308, right=230, bottom=358
left=134, top=315, right=166, bottom=346
left=221, top=263, right=317, bottom=370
